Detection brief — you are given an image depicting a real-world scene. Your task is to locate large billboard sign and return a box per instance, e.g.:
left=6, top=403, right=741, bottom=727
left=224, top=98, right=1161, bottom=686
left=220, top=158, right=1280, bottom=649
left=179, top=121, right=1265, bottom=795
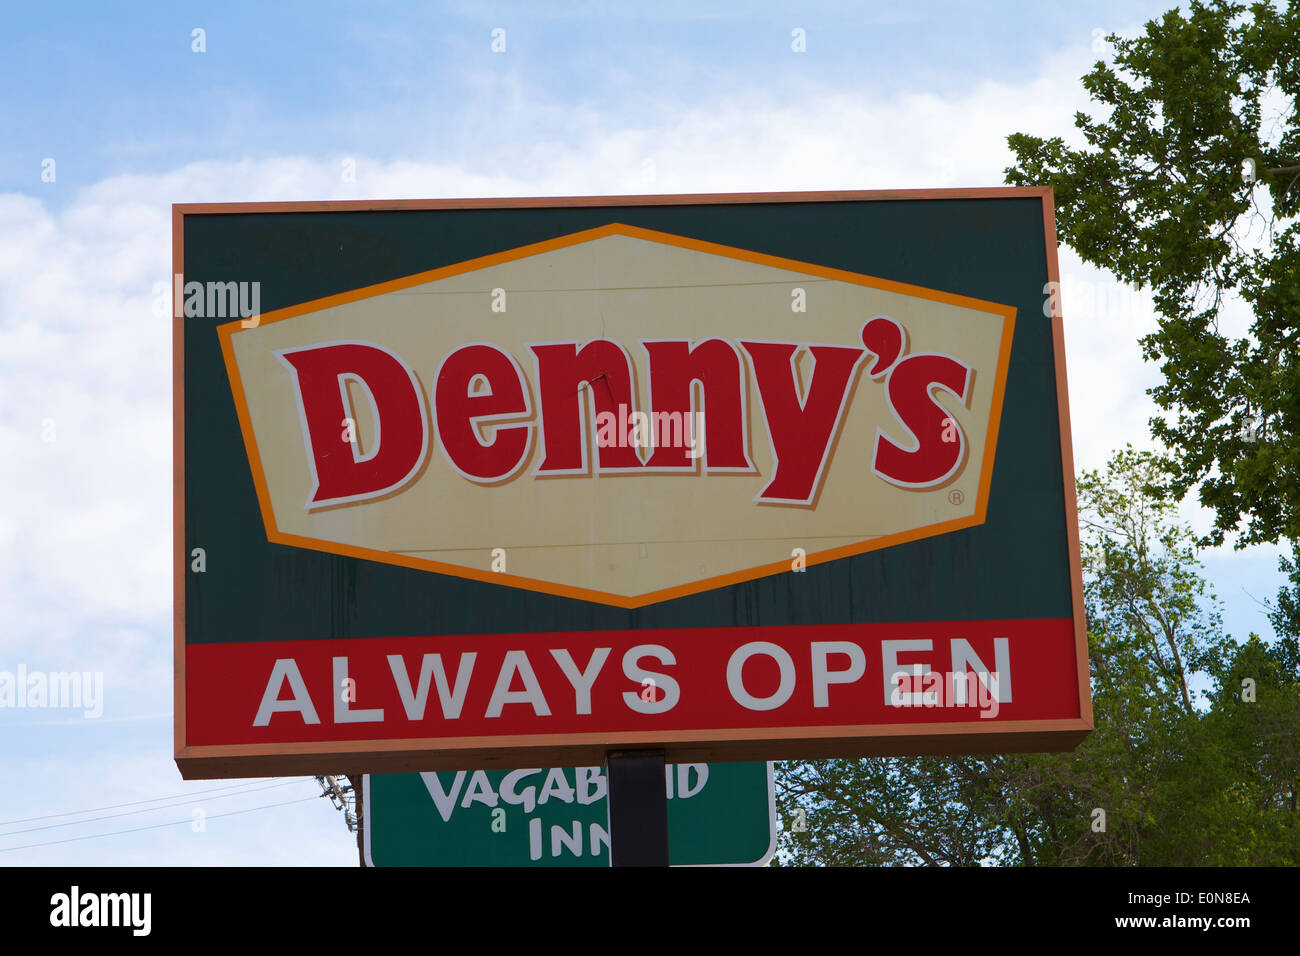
left=174, top=189, right=1090, bottom=779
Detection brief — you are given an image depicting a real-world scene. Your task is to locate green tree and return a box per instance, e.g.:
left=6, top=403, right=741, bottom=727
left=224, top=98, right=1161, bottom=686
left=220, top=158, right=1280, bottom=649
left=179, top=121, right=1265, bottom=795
left=776, top=447, right=1300, bottom=865
left=1189, top=635, right=1300, bottom=860
left=1004, top=0, right=1300, bottom=549
left=1262, top=546, right=1300, bottom=675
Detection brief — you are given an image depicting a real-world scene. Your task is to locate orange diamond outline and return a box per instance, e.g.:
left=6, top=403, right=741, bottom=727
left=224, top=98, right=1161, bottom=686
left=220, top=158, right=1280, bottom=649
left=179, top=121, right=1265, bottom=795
left=216, top=223, right=1017, bottom=609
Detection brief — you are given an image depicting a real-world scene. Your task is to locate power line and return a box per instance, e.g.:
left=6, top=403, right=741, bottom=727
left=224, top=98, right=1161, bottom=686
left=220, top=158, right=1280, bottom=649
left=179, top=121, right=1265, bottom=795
left=0, top=796, right=322, bottom=853
left=0, top=779, right=315, bottom=836
left=0, top=777, right=314, bottom=827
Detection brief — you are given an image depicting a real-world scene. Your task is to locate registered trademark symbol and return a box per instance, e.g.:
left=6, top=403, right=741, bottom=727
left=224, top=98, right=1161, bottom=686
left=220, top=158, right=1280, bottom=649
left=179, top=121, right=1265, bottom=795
left=948, top=490, right=964, bottom=505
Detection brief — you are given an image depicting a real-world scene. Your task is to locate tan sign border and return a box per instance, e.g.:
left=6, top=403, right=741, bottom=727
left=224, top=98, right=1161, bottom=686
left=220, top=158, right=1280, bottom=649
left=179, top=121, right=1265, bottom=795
left=173, top=188, right=1091, bottom=778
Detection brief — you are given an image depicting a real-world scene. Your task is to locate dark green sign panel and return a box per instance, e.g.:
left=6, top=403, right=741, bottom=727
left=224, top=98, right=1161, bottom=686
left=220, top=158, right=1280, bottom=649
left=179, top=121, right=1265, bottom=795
left=363, top=762, right=775, bottom=866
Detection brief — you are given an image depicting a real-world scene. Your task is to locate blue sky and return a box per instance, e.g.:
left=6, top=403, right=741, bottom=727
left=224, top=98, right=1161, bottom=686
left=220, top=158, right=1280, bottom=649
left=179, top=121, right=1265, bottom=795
left=3, top=0, right=1178, bottom=195
left=0, top=0, right=1289, bottom=866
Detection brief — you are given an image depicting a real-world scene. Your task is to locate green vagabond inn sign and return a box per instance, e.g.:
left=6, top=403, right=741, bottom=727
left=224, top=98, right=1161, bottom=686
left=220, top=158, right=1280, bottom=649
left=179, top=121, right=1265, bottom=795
left=363, top=762, right=775, bottom=866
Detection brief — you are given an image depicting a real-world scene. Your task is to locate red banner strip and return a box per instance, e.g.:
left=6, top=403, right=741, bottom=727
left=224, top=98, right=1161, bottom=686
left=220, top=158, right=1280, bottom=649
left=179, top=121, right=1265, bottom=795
left=186, top=619, right=1080, bottom=746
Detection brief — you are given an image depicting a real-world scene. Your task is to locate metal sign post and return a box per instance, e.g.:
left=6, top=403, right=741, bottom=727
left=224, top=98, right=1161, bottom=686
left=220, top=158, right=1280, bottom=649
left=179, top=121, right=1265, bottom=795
left=605, top=750, right=669, bottom=867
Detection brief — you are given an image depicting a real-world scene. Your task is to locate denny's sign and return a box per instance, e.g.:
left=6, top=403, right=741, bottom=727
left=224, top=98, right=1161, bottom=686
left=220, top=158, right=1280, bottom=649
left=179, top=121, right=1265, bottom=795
left=174, top=190, right=1091, bottom=779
